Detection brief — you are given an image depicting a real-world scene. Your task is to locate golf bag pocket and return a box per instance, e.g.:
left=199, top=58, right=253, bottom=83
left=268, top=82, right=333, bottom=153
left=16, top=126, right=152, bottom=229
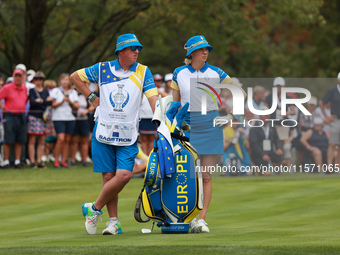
left=141, top=186, right=165, bottom=223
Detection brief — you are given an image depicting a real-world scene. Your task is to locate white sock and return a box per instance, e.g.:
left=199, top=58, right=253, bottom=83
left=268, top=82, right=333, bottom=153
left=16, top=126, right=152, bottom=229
left=15, top=159, right=20, bottom=165
left=3, top=160, right=9, bottom=165
left=110, top=217, right=118, bottom=221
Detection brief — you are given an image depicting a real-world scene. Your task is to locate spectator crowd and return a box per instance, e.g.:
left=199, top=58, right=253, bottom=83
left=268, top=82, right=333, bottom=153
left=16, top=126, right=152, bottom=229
left=0, top=64, right=96, bottom=169
left=0, top=64, right=339, bottom=175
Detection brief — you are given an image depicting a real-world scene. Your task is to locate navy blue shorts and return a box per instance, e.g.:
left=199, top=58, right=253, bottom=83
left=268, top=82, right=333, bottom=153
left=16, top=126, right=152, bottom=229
left=4, top=114, right=27, bottom=144
left=53, top=120, right=76, bottom=135
left=92, top=123, right=138, bottom=172
left=73, top=120, right=90, bottom=137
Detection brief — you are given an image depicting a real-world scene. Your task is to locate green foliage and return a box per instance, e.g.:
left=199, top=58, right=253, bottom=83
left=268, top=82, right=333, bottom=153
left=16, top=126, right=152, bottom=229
left=126, top=0, right=328, bottom=79
left=0, top=0, right=339, bottom=82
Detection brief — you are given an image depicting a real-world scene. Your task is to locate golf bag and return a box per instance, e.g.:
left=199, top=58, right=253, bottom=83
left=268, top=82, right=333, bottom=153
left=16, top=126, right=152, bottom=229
left=134, top=98, right=203, bottom=233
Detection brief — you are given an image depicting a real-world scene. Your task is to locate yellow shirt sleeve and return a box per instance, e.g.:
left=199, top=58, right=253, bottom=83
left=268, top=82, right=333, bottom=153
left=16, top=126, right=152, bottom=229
left=77, top=69, right=90, bottom=83
left=221, top=75, right=233, bottom=85
left=144, top=88, right=158, bottom=99
left=170, top=81, right=179, bottom=91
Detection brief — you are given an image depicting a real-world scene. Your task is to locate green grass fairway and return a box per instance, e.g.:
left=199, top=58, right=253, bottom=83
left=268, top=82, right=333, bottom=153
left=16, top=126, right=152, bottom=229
left=1, top=166, right=340, bottom=254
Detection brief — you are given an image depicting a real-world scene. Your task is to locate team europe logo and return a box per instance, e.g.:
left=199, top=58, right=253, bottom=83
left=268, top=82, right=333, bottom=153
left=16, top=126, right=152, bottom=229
left=109, top=84, right=130, bottom=112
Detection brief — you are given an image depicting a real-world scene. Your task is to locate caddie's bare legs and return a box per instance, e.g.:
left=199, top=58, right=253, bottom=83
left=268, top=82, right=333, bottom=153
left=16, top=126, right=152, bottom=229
left=94, top=169, right=132, bottom=211
left=100, top=172, right=118, bottom=217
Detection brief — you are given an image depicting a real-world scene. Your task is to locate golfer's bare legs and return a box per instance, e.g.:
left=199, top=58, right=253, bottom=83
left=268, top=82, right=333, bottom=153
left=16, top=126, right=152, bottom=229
left=198, top=154, right=216, bottom=221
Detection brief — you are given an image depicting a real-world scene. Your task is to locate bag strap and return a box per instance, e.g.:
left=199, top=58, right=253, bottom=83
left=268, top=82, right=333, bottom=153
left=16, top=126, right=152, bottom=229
left=171, top=132, right=189, bottom=142
left=134, top=187, right=150, bottom=223
left=59, top=88, right=69, bottom=98
left=33, top=88, right=41, bottom=99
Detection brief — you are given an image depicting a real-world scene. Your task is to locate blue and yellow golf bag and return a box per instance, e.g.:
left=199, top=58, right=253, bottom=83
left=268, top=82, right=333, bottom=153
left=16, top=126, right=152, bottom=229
left=134, top=98, right=203, bottom=233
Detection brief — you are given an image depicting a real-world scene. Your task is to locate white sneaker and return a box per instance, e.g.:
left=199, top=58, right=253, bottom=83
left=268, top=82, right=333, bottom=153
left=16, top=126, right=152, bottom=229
left=48, top=154, right=55, bottom=162
left=41, top=155, right=47, bottom=163
left=102, top=218, right=123, bottom=235
left=191, top=219, right=210, bottom=233
left=82, top=202, right=103, bottom=235
left=86, top=156, right=92, bottom=163
left=75, top=151, right=82, bottom=162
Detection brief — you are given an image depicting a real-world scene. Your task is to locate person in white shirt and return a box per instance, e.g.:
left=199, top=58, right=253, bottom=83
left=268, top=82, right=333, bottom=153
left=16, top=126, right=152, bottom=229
left=70, top=33, right=158, bottom=236
left=164, top=73, right=173, bottom=95
left=50, top=73, right=79, bottom=168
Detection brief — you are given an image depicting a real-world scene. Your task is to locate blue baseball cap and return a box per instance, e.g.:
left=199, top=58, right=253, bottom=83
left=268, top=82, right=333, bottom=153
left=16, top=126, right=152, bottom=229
left=185, top=35, right=212, bottom=57
left=115, top=33, right=143, bottom=55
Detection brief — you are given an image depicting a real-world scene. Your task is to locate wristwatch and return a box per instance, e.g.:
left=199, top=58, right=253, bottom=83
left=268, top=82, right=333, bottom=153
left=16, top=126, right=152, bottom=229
left=87, top=92, right=97, bottom=103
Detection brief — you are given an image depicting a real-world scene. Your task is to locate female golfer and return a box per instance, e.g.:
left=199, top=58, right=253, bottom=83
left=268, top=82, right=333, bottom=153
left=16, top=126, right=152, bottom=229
left=171, top=35, right=242, bottom=233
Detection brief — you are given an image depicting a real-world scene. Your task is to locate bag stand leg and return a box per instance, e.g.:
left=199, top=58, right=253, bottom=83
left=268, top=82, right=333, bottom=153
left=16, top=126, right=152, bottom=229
left=141, top=222, right=155, bottom=234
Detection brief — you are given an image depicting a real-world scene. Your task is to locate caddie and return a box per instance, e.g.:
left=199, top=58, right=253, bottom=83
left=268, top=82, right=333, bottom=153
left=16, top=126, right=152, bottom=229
left=70, top=33, right=158, bottom=235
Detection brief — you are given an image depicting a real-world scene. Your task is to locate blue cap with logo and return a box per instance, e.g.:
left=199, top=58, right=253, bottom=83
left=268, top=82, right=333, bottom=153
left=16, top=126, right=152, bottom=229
left=115, top=33, right=143, bottom=55
left=184, top=35, right=213, bottom=57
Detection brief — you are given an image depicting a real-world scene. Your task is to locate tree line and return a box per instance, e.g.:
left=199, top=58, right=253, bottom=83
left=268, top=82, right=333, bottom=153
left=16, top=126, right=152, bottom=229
left=0, top=0, right=339, bottom=98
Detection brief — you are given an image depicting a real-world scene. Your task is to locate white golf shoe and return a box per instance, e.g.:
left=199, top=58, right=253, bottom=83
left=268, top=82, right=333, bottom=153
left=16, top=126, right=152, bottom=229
left=189, top=218, right=197, bottom=229
left=102, top=218, right=123, bottom=235
left=82, top=202, right=103, bottom=235
left=191, top=219, right=210, bottom=233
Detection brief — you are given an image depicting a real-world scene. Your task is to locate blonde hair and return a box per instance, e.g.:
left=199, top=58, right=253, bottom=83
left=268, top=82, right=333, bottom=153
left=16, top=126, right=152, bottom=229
left=44, top=79, right=57, bottom=89
left=184, top=56, right=192, bottom=65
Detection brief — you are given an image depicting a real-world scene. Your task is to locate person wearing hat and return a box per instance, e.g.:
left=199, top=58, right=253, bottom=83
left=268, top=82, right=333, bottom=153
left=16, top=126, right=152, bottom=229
left=319, top=72, right=340, bottom=168
left=300, top=117, right=328, bottom=170
left=27, top=71, right=52, bottom=169
left=70, top=33, right=158, bottom=236
left=153, top=73, right=163, bottom=89
left=0, top=69, right=28, bottom=169
left=298, top=96, right=317, bottom=133
left=264, top=77, right=295, bottom=168
left=264, top=77, right=296, bottom=124
left=291, top=96, right=319, bottom=167
left=164, top=73, right=173, bottom=95
left=27, top=69, right=36, bottom=83
left=153, top=73, right=167, bottom=97
left=15, top=63, right=35, bottom=92
left=171, top=35, right=244, bottom=233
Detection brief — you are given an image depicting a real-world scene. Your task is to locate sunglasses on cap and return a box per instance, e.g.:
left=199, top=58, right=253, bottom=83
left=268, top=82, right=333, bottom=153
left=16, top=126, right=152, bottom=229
left=130, top=46, right=142, bottom=52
